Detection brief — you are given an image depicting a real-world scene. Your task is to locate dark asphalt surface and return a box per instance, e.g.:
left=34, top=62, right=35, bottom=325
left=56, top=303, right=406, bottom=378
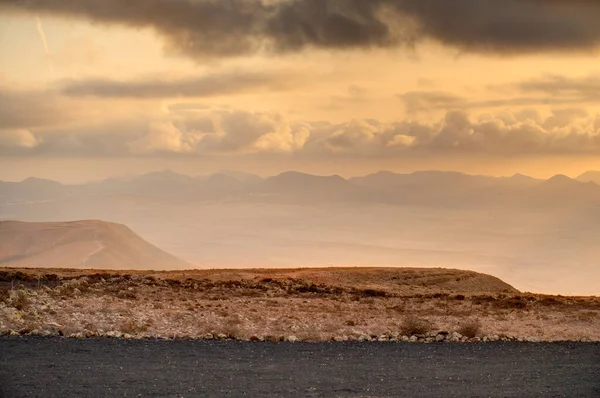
left=1, top=338, right=599, bottom=397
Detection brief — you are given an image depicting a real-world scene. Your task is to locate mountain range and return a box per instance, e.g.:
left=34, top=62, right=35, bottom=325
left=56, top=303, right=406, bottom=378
left=2, top=170, right=599, bottom=208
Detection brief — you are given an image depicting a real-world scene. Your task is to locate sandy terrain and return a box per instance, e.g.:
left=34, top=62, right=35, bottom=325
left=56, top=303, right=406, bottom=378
left=0, top=221, right=190, bottom=269
left=1, top=267, right=598, bottom=342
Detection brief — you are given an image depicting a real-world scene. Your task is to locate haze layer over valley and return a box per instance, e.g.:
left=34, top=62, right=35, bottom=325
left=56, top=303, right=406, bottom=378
left=2, top=170, right=599, bottom=295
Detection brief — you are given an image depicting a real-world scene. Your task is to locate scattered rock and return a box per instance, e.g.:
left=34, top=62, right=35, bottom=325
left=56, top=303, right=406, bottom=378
left=287, top=335, right=298, bottom=343
left=435, top=334, right=446, bottom=342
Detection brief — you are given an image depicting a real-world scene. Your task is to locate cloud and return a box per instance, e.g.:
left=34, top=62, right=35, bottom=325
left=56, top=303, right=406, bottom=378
left=2, top=0, right=600, bottom=59
left=129, top=122, right=201, bottom=154
left=306, top=109, right=600, bottom=155
left=517, top=75, right=600, bottom=102
left=401, top=75, right=600, bottom=113
left=59, top=70, right=299, bottom=98
left=393, top=0, right=600, bottom=54
left=128, top=109, right=310, bottom=155
left=2, top=84, right=600, bottom=157
left=399, top=91, right=468, bottom=113
left=0, top=88, right=69, bottom=129
left=323, top=85, right=370, bottom=110
left=0, top=129, right=40, bottom=149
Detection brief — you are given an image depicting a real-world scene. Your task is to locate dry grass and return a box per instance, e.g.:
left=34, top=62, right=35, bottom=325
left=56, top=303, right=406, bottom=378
left=1, top=267, right=599, bottom=342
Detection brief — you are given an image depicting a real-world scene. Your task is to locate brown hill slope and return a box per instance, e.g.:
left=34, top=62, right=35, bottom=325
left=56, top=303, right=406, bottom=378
left=175, top=267, right=519, bottom=295
left=3, top=266, right=518, bottom=295
left=0, top=220, right=190, bottom=269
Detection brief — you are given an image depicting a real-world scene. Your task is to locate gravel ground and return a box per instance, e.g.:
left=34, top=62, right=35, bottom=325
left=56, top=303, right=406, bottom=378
left=1, top=338, right=599, bottom=397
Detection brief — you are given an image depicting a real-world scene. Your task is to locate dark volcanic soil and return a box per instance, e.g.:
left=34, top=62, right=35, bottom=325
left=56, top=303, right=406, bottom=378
left=1, top=338, right=599, bottom=397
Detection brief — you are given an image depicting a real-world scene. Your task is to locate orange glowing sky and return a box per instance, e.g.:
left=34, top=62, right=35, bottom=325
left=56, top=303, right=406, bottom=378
left=2, top=1, right=600, bottom=181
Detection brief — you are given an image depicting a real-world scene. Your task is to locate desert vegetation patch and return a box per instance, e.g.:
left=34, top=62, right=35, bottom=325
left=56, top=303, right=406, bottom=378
left=1, top=268, right=599, bottom=342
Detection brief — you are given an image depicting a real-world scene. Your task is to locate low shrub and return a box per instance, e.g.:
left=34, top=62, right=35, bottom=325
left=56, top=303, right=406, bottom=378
left=9, top=289, right=30, bottom=311
left=119, top=319, right=149, bottom=335
left=458, top=318, right=482, bottom=338
left=400, top=315, right=432, bottom=336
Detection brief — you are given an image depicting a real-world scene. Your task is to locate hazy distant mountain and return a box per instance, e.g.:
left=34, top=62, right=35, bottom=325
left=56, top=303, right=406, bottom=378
left=349, top=170, right=542, bottom=206
left=504, top=173, right=541, bottom=185
left=0, top=220, right=190, bottom=269
left=214, top=170, right=263, bottom=184
left=1, top=170, right=598, bottom=207
left=255, top=171, right=364, bottom=202
left=505, top=174, right=600, bottom=208
left=351, top=170, right=540, bottom=190
left=89, top=170, right=252, bottom=200
left=0, top=177, right=67, bottom=202
left=195, top=172, right=258, bottom=191
left=577, top=171, right=600, bottom=185
left=131, top=170, right=194, bottom=185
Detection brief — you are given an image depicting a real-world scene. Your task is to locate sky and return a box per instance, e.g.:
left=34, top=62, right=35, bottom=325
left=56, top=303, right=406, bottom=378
left=2, top=0, right=600, bottom=182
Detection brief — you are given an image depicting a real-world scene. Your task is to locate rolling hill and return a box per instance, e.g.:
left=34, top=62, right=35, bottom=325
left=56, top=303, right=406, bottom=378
left=577, top=170, right=600, bottom=185
left=0, top=220, right=190, bottom=269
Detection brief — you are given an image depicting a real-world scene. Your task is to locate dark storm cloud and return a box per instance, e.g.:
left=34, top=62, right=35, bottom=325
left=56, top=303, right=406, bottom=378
left=2, top=0, right=600, bottom=58
left=59, top=71, right=297, bottom=98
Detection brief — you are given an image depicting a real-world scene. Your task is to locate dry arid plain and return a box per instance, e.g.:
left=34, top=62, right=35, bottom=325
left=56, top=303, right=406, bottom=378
left=1, top=267, right=599, bottom=343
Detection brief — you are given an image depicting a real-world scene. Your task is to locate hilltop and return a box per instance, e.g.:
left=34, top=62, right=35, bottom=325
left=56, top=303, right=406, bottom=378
left=0, top=220, right=190, bottom=270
